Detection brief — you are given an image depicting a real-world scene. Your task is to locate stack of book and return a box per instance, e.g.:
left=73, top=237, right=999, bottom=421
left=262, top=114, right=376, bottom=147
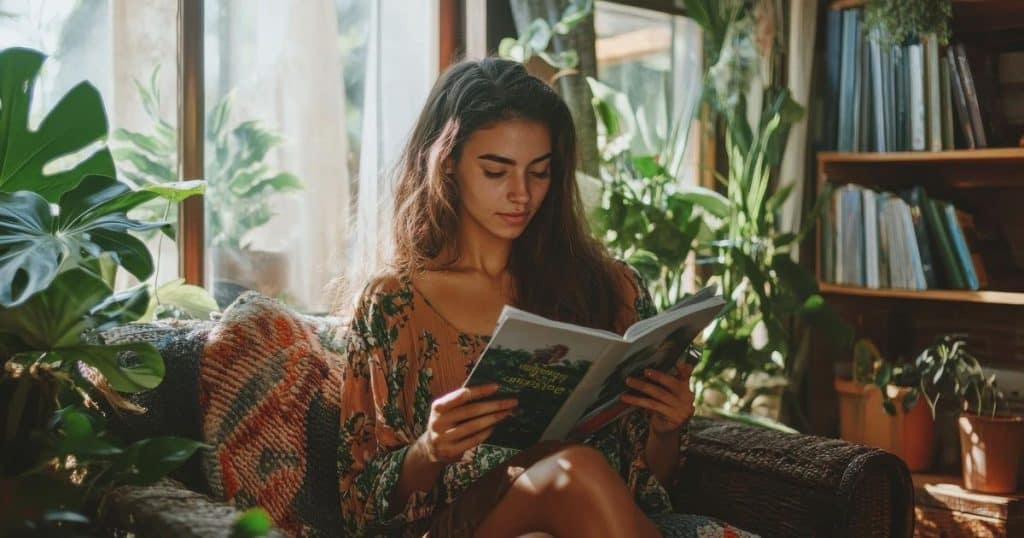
left=822, top=184, right=987, bottom=291
left=823, top=7, right=1003, bottom=152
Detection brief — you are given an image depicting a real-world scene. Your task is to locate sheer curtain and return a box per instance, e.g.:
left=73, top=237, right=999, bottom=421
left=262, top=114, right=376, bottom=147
left=345, top=0, right=439, bottom=304
left=779, top=0, right=818, bottom=258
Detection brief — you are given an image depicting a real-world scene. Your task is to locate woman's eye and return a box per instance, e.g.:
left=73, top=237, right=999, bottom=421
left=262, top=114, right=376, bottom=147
left=531, top=170, right=550, bottom=179
left=483, top=170, right=505, bottom=178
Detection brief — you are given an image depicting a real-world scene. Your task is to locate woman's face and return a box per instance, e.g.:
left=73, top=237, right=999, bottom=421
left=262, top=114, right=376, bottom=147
left=451, top=117, right=552, bottom=241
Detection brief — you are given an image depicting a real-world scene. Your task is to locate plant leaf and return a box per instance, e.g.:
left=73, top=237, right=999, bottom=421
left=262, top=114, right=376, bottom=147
left=672, top=186, right=730, bottom=219
left=0, top=268, right=108, bottom=349
left=0, top=48, right=117, bottom=202
left=51, top=342, right=164, bottom=392
left=115, top=437, right=206, bottom=485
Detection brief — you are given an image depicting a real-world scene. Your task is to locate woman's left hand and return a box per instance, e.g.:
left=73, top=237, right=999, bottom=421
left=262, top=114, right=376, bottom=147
left=621, top=364, right=695, bottom=436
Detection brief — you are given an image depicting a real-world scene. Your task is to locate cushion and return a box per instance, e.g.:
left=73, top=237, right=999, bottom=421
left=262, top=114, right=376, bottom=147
left=198, top=292, right=345, bottom=536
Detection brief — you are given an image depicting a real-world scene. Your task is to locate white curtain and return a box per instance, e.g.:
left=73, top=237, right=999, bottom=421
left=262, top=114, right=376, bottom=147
left=347, top=0, right=439, bottom=297
left=779, top=0, right=818, bottom=257
left=215, top=0, right=351, bottom=312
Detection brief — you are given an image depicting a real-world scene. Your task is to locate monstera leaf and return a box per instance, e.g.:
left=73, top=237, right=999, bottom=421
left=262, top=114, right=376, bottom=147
left=0, top=175, right=204, bottom=307
left=0, top=47, right=116, bottom=202
left=0, top=268, right=162, bottom=392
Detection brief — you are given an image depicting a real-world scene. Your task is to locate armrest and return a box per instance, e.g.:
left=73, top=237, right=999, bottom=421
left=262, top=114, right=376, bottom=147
left=96, top=478, right=282, bottom=538
left=673, top=417, right=914, bottom=538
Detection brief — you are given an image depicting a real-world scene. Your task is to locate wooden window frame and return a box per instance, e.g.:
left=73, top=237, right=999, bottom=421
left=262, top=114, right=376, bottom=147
left=177, top=1, right=464, bottom=286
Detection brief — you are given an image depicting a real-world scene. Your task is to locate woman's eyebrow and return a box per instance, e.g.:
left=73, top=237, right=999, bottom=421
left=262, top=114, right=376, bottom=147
left=477, top=153, right=553, bottom=165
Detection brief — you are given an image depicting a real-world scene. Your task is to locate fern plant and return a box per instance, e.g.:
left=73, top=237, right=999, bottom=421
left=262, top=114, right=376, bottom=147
left=115, top=68, right=303, bottom=251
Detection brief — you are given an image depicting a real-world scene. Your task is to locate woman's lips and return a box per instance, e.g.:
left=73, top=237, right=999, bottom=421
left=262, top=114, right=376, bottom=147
left=497, top=212, right=529, bottom=226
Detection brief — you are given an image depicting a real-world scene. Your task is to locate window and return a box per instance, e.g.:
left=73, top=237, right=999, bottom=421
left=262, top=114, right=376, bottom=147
left=202, top=0, right=438, bottom=313
left=1, top=0, right=440, bottom=314
left=0, top=0, right=180, bottom=288
left=595, top=0, right=702, bottom=183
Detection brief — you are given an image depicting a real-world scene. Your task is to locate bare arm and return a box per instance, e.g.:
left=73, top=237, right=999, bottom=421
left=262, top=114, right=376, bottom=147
left=390, top=384, right=518, bottom=509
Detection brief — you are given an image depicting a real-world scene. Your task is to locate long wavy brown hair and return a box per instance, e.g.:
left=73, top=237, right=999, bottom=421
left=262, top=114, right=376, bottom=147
left=389, top=58, right=626, bottom=331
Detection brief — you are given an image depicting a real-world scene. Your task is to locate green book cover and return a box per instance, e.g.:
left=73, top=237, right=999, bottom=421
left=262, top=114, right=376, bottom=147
left=464, top=287, right=725, bottom=449
left=922, top=196, right=967, bottom=289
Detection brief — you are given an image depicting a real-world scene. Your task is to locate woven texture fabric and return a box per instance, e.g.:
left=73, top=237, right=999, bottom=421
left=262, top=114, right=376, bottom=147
left=198, top=292, right=346, bottom=536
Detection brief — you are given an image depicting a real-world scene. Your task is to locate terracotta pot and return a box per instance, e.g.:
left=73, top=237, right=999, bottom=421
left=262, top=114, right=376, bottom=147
left=958, top=414, right=1024, bottom=494
left=835, top=379, right=935, bottom=471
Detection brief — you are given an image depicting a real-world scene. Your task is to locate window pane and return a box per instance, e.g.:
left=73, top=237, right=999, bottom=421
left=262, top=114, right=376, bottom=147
left=0, top=0, right=180, bottom=289
left=595, top=1, right=702, bottom=183
left=204, top=0, right=438, bottom=314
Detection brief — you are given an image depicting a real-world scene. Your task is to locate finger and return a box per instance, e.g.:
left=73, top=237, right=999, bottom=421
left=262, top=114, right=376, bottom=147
left=445, top=409, right=515, bottom=441
left=643, top=369, right=686, bottom=393
left=435, top=384, right=498, bottom=412
left=449, top=426, right=495, bottom=454
left=626, top=376, right=677, bottom=404
left=677, top=362, right=695, bottom=380
left=621, top=394, right=683, bottom=423
left=444, top=398, right=518, bottom=425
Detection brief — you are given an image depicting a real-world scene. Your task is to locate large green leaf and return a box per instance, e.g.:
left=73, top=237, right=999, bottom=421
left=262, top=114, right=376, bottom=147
left=142, top=278, right=219, bottom=321
left=114, top=436, right=206, bottom=485
left=50, top=342, right=164, bottom=392
left=0, top=48, right=116, bottom=202
left=671, top=186, right=731, bottom=219
left=0, top=175, right=200, bottom=307
left=0, top=269, right=110, bottom=349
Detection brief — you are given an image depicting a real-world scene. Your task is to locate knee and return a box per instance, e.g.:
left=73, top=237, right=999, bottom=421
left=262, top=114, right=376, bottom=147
left=544, top=445, right=621, bottom=495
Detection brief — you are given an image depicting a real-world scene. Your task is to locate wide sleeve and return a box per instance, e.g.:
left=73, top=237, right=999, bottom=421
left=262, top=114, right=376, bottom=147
left=337, top=282, right=435, bottom=536
left=593, top=263, right=688, bottom=515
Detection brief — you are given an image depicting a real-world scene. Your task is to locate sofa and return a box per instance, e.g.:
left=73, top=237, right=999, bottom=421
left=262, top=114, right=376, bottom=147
left=90, top=294, right=914, bottom=537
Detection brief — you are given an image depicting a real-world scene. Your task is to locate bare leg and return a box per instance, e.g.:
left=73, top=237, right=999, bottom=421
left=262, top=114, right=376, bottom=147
left=473, top=445, right=661, bottom=538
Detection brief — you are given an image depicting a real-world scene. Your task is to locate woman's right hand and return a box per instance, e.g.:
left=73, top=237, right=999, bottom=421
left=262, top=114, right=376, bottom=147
left=417, top=384, right=518, bottom=464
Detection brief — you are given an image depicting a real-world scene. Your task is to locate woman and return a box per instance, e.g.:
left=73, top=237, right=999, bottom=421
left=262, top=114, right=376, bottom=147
left=338, top=58, right=751, bottom=538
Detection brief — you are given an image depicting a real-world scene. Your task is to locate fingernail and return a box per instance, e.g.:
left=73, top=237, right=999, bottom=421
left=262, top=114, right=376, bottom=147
left=645, top=369, right=654, bottom=377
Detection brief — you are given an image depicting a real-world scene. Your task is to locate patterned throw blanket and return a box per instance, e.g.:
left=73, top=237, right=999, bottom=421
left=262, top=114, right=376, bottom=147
left=198, top=292, right=347, bottom=536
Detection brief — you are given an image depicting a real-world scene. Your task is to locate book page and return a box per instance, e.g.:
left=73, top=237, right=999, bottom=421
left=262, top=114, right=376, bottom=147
left=462, top=316, right=616, bottom=450
left=569, top=296, right=724, bottom=438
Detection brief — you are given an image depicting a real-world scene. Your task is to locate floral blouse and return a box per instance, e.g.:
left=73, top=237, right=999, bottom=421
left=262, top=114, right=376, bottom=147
left=336, top=264, right=678, bottom=537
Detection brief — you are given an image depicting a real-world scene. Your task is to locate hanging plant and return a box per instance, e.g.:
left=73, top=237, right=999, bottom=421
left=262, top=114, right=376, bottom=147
left=864, top=0, right=953, bottom=46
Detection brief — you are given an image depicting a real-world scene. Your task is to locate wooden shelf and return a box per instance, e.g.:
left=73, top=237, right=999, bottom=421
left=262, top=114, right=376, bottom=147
left=820, top=284, right=1024, bottom=306
left=817, top=149, right=1024, bottom=190
left=819, top=148, right=1024, bottom=164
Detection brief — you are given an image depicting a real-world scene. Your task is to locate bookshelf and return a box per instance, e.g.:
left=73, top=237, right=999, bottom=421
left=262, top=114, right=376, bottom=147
left=819, top=283, right=1024, bottom=306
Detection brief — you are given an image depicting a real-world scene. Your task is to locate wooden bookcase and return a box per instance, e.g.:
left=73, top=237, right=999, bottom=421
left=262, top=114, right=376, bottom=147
left=814, top=149, right=1024, bottom=370
left=812, top=3, right=1024, bottom=535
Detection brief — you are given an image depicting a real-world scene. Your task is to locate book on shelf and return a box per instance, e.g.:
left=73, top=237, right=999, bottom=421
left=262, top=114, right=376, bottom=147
left=823, top=183, right=986, bottom=293
left=824, top=4, right=1017, bottom=151
left=463, top=286, right=725, bottom=449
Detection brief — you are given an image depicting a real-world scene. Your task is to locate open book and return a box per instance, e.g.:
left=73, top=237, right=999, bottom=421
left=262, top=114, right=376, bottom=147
left=463, top=285, right=725, bottom=449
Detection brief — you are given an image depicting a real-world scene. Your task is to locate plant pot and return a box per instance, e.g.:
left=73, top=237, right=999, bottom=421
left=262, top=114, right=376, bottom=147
left=958, top=414, right=1024, bottom=494
left=835, top=379, right=935, bottom=471
left=210, top=246, right=288, bottom=307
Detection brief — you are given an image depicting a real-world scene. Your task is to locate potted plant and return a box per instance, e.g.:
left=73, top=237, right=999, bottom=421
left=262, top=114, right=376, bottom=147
left=863, top=0, right=953, bottom=46
left=115, top=70, right=303, bottom=308
left=835, top=339, right=935, bottom=471
left=915, top=335, right=1024, bottom=494
left=0, top=47, right=205, bottom=534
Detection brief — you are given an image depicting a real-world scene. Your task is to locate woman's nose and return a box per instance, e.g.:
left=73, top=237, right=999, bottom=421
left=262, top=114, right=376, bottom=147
left=507, top=172, right=530, bottom=203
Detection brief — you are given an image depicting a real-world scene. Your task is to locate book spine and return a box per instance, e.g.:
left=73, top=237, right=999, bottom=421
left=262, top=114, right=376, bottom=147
left=869, top=32, right=887, bottom=152
left=946, top=49, right=976, bottom=149
left=954, top=42, right=988, bottom=148
left=876, top=192, right=891, bottom=288
left=909, top=43, right=927, bottom=151
left=838, top=10, right=858, bottom=152
left=898, top=200, right=927, bottom=289
left=923, top=197, right=967, bottom=289
left=924, top=34, right=942, bottom=152
left=862, top=188, right=880, bottom=288
left=901, top=187, right=939, bottom=289
left=943, top=203, right=980, bottom=290
left=940, top=59, right=955, bottom=150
